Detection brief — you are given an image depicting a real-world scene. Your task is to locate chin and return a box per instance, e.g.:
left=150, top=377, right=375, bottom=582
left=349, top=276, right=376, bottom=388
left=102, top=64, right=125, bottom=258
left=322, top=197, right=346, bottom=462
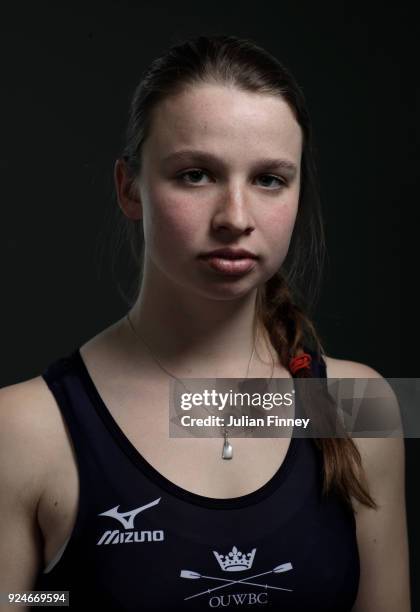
left=190, top=279, right=261, bottom=301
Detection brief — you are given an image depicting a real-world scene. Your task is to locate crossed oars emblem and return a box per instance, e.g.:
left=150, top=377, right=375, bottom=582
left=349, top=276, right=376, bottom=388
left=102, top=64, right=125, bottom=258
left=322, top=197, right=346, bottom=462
left=180, top=561, right=294, bottom=600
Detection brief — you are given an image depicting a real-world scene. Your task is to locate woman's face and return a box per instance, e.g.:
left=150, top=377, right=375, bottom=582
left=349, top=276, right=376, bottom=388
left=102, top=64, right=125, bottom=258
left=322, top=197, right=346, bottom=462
left=132, top=83, right=302, bottom=300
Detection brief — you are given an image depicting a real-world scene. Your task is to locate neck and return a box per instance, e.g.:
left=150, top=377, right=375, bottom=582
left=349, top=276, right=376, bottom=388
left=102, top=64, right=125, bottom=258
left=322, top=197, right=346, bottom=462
left=123, top=264, right=277, bottom=379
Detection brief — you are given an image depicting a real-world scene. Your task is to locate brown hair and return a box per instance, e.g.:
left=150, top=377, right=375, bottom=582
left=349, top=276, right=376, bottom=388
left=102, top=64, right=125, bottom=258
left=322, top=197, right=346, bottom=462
left=111, top=33, right=377, bottom=512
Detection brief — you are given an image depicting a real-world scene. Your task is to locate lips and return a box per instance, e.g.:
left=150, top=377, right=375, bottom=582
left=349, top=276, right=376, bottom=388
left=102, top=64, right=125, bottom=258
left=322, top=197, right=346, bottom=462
left=199, top=256, right=257, bottom=277
left=198, top=248, right=259, bottom=276
left=200, top=248, right=258, bottom=260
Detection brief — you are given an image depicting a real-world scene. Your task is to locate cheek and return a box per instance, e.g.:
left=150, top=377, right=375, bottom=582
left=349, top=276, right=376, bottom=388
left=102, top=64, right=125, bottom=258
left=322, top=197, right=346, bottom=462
left=265, top=197, right=298, bottom=235
left=263, top=199, right=298, bottom=259
left=144, top=188, right=201, bottom=255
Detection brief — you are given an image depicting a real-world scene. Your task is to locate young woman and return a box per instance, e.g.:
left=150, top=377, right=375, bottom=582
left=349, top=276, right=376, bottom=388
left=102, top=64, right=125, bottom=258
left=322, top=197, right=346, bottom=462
left=0, top=34, right=410, bottom=611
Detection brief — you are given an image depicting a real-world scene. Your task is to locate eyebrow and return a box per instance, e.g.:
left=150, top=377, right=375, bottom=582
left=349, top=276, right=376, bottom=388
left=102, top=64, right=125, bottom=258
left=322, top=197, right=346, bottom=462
left=162, top=149, right=298, bottom=177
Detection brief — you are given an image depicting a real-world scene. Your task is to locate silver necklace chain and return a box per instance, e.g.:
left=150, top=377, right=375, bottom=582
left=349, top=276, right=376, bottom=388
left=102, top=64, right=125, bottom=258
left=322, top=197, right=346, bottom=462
left=125, top=312, right=268, bottom=460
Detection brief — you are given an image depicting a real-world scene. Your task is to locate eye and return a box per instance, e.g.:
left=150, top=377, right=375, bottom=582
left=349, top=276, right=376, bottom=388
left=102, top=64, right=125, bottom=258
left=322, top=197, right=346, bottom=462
left=256, top=174, right=287, bottom=190
left=176, top=169, right=211, bottom=185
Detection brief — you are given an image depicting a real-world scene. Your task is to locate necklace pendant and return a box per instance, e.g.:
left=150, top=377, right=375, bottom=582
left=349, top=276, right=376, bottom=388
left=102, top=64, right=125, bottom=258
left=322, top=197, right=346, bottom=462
left=222, top=437, right=233, bottom=460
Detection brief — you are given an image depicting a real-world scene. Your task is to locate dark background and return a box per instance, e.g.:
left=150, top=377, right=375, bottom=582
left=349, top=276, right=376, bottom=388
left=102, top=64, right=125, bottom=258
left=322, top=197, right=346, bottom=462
left=1, top=1, right=418, bottom=607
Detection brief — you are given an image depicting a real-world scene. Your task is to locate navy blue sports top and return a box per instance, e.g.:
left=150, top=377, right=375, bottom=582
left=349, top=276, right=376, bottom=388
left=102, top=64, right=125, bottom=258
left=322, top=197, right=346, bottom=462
left=32, top=347, right=360, bottom=611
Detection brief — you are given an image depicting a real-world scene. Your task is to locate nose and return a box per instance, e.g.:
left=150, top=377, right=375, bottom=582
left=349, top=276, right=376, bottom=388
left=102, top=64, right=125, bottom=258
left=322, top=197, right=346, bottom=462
left=211, top=183, right=255, bottom=235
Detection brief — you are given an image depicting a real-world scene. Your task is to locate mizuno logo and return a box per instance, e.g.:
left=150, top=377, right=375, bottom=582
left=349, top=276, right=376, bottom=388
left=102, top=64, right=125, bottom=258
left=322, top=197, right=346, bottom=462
left=97, top=529, right=164, bottom=546
left=98, top=497, right=161, bottom=529
left=97, top=497, right=165, bottom=546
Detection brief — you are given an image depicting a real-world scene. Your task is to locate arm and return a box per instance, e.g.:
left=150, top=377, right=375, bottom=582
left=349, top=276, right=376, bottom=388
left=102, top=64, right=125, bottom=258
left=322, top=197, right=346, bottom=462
left=324, top=357, right=411, bottom=611
left=351, top=434, right=411, bottom=611
left=0, top=383, right=46, bottom=611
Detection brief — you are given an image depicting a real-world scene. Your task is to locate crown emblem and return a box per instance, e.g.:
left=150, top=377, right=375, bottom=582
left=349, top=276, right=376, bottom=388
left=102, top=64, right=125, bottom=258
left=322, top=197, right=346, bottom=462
left=213, top=545, right=257, bottom=572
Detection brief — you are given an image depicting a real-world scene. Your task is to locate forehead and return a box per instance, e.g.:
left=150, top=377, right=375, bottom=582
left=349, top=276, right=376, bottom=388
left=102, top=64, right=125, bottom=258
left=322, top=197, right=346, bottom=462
left=145, top=83, right=303, bottom=162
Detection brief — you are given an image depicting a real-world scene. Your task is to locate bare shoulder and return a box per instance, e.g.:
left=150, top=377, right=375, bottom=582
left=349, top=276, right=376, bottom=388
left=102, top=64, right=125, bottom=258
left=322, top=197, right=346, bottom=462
left=0, top=376, right=69, bottom=592
left=323, top=354, right=404, bottom=505
left=0, top=375, right=60, bottom=437
left=322, top=353, right=400, bottom=430
left=322, top=354, right=383, bottom=379
left=322, top=354, right=399, bottom=450
left=0, top=376, right=62, bottom=506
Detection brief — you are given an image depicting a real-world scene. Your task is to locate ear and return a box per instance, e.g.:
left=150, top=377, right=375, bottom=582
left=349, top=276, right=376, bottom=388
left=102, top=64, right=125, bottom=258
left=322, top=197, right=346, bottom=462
left=114, top=158, right=143, bottom=221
